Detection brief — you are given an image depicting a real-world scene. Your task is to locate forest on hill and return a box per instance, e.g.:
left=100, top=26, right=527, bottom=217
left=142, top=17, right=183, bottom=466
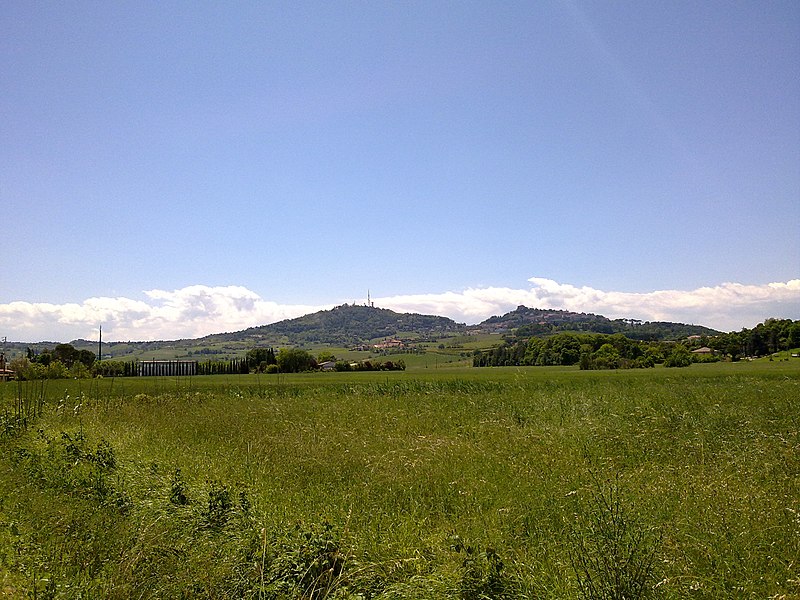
left=478, top=305, right=719, bottom=340
left=203, top=304, right=464, bottom=346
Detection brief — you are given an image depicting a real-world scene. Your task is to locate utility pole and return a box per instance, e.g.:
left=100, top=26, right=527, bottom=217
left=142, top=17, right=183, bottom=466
left=98, top=326, right=102, bottom=362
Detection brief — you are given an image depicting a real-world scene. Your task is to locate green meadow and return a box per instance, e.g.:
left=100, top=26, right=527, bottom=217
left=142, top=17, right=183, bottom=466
left=1, top=362, right=798, bottom=598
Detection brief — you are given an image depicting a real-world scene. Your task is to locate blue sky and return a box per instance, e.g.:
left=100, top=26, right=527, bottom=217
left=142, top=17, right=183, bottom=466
left=2, top=1, right=798, bottom=341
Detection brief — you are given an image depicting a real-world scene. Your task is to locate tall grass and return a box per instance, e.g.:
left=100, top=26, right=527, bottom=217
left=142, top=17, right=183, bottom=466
left=0, top=363, right=798, bottom=598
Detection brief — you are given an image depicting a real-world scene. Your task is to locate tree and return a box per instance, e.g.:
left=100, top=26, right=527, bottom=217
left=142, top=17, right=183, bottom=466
left=9, top=357, right=32, bottom=380
left=247, top=347, right=276, bottom=370
left=45, top=360, right=71, bottom=379
left=53, top=344, right=80, bottom=368
left=317, top=351, right=336, bottom=364
left=276, top=348, right=316, bottom=373
left=70, top=361, right=92, bottom=379
left=593, top=344, right=621, bottom=370
left=789, top=322, right=800, bottom=349
left=77, top=349, right=96, bottom=369
left=664, top=345, right=692, bottom=368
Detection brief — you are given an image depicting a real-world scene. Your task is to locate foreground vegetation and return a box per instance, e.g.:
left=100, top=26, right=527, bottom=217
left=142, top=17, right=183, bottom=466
left=1, top=362, right=798, bottom=598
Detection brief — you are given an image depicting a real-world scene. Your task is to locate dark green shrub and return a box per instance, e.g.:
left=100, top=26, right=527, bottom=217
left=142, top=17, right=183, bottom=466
left=170, top=469, right=189, bottom=505
left=451, top=535, right=516, bottom=599
left=204, top=480, right=232, bottom=528
left=664, top=345, right=692, bottom=368
left=258, top=521, right=347, bottom=598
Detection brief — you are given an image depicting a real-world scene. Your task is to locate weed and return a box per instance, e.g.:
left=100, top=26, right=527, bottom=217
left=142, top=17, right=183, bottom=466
left=569, top=478, right=661, bottom=600
left=170, top=468, right=190, bottom=505
left=258, top=521, right=348, bottom=598
left=204, top=480, right=233, bottom=528
left=450, top=535, right=515, bottom=599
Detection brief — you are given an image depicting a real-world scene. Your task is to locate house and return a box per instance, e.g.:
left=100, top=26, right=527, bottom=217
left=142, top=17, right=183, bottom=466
left=691, top=347, right=715, bottom=355
left=318, top=360, right=337, bottom=371
left=0, top=352, right=12, bottom=381
left=373, top=338, right=404, bottom=350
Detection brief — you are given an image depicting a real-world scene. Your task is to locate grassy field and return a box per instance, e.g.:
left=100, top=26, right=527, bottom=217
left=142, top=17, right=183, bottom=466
left=0, top=362, right=798, bottom=598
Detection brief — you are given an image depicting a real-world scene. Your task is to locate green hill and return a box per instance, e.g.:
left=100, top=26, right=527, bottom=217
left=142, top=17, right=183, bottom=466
left=205, top=304, right=466, bottom=347
left=477, top=306, right=720, bottom=341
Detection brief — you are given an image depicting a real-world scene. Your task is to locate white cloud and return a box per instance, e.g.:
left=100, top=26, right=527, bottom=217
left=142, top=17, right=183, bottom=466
left=0, top=278, right=797, bottom=342
left=0, top=286, right=326, bottom=342
left=379, top=278, right=800, bottom=331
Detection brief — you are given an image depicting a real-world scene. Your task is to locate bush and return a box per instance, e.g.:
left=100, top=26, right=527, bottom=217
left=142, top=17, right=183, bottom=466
left=593, top=344, right=622, bottom=370
left=15, top=429, right=127, bottom=509
left=258, top=521, right=347, bottom=597
left=451, top=536, right=517, bottom=599
left=9, top=357, right=33, bottom=380
left=276, top=348, right=316, bottom=373
left=70, top=361, right=92, bottom=379
left=569, top=481, right=661, bottom=600
left=663, top=345, right=692, bottom=368
left=204, top=481, right=233, bottom=529
left=170, top=469, right=189, bottom=505
left=92, top=360, right=126, bottom=377
left=46, top=361, right=71, bottom=379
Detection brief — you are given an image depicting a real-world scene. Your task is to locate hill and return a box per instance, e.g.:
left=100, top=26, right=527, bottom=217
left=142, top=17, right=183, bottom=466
left=199, top=304, right=466, bottom=347
left=476, top=305, right=720, bottom=340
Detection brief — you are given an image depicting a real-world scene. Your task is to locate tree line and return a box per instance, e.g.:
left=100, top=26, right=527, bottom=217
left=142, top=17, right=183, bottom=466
left=11, top=344, right=98, bottom=380
left=473, top=333, right=668, bottom=369
left=702, top=318, right=800, bottom=360
left=8, top=344, right=402, bottom=379
left=473, top=318, right=800, bottom=369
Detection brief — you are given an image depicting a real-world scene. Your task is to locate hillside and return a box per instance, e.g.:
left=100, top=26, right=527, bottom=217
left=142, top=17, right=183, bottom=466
left=200, top=304, right=466, bottom=347
left=477, top=305, right=720, bottom=340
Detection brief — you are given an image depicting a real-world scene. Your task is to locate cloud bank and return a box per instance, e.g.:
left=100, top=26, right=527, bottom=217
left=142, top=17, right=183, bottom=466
left=0, top=286, right=327, bottom=343
left=379, top=278, right=800, bottom=333
left=1, top=278, right=798, bottom=342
